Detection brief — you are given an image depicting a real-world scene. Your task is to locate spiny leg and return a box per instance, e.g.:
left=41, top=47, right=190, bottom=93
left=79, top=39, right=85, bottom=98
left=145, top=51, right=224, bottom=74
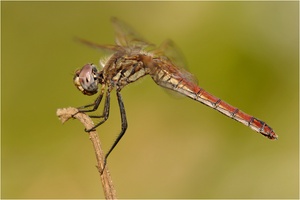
left=85, top=91, right=111, bottom=132
left=78, top=91, right=104, bottom=112
left=73, top=87, right=107, bottom=118
left=101, top=90, right=128, bottom=173
left=72, top=90, right=104, bottom=120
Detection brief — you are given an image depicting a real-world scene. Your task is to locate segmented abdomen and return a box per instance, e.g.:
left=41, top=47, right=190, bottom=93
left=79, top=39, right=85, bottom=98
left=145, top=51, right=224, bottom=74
left=151, top=67, right=278, bottom=140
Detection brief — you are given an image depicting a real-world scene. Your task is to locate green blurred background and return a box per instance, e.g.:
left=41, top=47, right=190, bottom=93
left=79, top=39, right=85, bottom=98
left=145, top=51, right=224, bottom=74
left=1, top=1, right=298, bottom=199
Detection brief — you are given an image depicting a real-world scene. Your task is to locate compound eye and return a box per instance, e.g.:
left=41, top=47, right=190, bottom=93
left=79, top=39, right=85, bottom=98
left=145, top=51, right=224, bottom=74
left=74, top=64, right=99, bottom=95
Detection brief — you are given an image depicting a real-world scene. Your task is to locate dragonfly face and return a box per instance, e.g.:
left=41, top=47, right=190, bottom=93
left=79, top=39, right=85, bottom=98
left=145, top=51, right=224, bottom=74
left=74, top=63, right=99, bottom=96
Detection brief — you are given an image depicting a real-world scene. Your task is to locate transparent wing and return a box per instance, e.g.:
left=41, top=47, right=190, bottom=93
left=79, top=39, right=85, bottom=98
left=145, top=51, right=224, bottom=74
left=153, top=39, right=198, bottom=85
left=111, top=17, right=152, bottom=48
left=75, top=37, right=121, bottom=53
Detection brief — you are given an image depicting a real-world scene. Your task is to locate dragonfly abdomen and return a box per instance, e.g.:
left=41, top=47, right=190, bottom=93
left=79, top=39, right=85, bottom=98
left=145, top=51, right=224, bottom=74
left=152, top=72, right=278, bottom=140
left=195, top=88, right=278, bottom=140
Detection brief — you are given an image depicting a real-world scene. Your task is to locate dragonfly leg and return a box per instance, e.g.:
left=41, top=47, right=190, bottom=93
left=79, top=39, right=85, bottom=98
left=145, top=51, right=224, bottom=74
left=85, top=91, right=111, bottom=132
left=72, top=91, right=104, bottom=119
left=101, top=90, right=128, bottom=173
left=78, top=91, right=104, bottom=112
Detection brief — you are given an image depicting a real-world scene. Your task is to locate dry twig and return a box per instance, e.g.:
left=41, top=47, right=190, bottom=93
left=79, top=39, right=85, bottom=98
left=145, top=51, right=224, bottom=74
left=56, top=107, right=117, bottom=200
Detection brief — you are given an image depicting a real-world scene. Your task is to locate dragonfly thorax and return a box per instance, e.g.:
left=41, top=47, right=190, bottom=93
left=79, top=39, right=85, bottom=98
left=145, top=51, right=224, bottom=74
left=97, top=52, right=150, bottom=90
left=74, top=63, right=100, bottom=96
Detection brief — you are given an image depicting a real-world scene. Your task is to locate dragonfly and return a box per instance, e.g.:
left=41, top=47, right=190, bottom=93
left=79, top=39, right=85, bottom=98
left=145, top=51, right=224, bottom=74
left=73, top=17, right=278, bottom=169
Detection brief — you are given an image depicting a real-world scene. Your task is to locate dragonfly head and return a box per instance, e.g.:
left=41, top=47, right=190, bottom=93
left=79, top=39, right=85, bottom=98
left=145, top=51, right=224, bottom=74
left=74, top=63, right=99, bottom=96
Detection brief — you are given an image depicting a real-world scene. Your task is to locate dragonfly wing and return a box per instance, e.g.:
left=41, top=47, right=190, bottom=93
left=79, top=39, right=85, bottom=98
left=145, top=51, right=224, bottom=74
left=75, top=37, right=121, bottom=53
left=153, top=39, right=198, bottom=85
left=111, top=17, right=152, bottom=48
left=154, top=40, right=187, bottom=69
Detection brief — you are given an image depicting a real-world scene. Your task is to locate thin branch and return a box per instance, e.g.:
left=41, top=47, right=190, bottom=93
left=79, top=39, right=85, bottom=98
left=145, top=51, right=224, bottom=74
left=56, top=107, right=117, bottom=200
